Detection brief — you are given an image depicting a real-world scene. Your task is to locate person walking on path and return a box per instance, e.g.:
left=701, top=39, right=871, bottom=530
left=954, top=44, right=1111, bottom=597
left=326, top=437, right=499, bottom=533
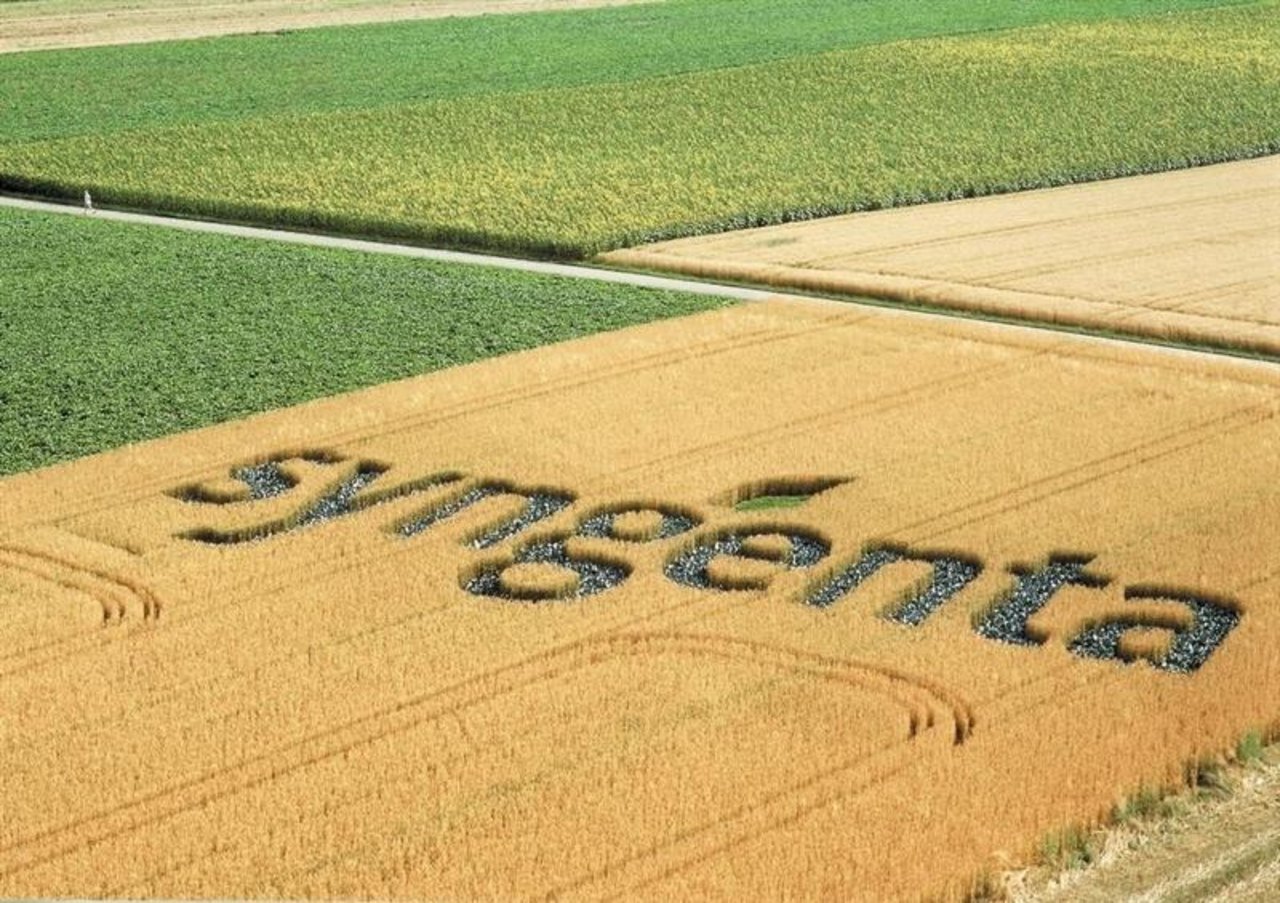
left=83, top=190, right=93, bottom=213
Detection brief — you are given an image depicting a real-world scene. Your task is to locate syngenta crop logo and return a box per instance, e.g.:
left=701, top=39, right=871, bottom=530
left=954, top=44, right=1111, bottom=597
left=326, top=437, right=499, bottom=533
left=172, top=450, right=1240, bottom=675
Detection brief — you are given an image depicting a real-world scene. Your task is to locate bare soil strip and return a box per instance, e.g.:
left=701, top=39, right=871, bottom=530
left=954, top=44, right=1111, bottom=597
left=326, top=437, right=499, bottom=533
left=0, top=0, right=648, bottom=53
left=603, top=156, right=1280, bottom=358
left=1, top=298, right=1277, bottom=899
left=1017, top=753, right=1280, bottom=902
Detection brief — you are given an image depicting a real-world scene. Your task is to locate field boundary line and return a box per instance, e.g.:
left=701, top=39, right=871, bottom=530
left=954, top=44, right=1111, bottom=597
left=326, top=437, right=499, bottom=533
left=0, top=194, right=772, bottom=302
left=6, top=193, right=1279, bottom=382
left=14, top=316, right=815, bottom=527
left=0, top=0, right=658, bottom=55
left=602, top=248, right=1280, bottom=360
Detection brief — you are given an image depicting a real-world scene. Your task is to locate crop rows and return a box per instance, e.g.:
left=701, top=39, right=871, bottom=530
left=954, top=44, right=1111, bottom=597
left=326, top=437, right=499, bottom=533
left=0, top=206, right=728, bottom=476
left=0, top=0, right=1241, bottom=144
left=1, top=4, right=1276, bottom=257
left=2, top=300, right=1278, bottom=899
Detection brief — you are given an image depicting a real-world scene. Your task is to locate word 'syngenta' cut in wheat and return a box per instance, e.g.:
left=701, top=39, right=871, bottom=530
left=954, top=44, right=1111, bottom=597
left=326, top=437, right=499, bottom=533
left=1, top=300, right=1278, bottom=900
left=163, top=449, right=1241, bottom=673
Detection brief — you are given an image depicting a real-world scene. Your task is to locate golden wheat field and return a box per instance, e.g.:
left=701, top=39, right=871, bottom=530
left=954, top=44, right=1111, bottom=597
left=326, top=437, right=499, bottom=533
left=603, top=156, right=1280, bottom=357
left=2, top=299, right=1278, bottom=900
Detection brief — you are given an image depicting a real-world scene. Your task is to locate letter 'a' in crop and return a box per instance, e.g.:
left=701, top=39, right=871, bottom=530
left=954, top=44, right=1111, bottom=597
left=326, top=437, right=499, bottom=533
left=1068, top=586, right=1240, bottom=674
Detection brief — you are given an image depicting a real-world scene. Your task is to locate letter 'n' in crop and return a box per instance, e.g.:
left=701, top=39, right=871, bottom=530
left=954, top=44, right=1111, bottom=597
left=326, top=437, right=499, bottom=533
left=394, top=480, right=574, bottom=549
left=805, top=545, right=982, bottom=626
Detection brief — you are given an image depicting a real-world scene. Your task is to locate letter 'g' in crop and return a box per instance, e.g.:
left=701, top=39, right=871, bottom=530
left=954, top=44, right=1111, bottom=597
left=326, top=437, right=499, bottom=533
left=464, top=503, right=701, bottom=601
left=665, top=528, right=830, bottom=591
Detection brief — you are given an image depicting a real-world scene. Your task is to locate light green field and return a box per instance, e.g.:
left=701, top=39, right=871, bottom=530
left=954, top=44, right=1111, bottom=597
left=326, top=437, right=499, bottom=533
left=0, top=0, right=1242, bottom=143
left=1, top=1, right=1273, bottom=257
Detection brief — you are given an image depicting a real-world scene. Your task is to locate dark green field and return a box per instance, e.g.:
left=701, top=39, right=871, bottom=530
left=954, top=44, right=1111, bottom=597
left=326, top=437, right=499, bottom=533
left=2, top=0, right=1273, bottom=257
left=0, top=207, right=727, bottom=475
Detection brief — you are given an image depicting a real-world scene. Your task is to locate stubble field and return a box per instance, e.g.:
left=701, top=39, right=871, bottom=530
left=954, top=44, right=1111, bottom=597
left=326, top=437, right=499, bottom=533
left=2, top=299, right=1277, bottom=899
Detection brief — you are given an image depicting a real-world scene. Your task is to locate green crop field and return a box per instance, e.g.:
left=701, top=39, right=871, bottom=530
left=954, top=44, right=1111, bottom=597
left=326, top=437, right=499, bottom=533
left=0, top=207, right=727, bottom=476
left=1, top=0, right=1274, bottom=258
left=0, top=0, right=1245, bottom=144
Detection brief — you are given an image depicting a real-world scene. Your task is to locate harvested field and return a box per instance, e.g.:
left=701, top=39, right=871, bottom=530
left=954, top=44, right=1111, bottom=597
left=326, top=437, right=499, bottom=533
left=1016, top=746, right=1280, bottom=901
left=1, top=299, right=1278, bottom=899
left=603, top=156, right=1280, bottom=358
left=0, top=0, right=649, bottom=53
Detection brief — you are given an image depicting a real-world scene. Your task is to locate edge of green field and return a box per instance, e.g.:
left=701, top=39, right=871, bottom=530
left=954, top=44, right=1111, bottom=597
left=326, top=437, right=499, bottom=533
left=0, top=206, right=730, bottom=476
left=0, top=0, right=1251, bottom=144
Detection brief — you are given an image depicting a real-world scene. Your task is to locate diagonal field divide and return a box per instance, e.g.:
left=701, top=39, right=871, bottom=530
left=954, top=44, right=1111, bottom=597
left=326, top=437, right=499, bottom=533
left=602, top=156, right=1280, bottom=359
left=0, top=194, right=770, bottom=302
left=1, top=297, right=1278, bottom=899
left=0, top=0, right=652, bottom=54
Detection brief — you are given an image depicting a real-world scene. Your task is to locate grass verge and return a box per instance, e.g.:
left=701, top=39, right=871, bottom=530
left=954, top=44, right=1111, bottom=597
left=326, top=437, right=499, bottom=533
left=1007, top=726, right=1280, bottom=899
left=0, top=206, right=730, bottom=476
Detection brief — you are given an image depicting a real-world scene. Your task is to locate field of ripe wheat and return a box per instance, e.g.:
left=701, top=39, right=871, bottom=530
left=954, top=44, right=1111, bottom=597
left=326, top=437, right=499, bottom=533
left=2, top=299, right=1277, bottom=899
left=604, top=156, right=1280, bottom=358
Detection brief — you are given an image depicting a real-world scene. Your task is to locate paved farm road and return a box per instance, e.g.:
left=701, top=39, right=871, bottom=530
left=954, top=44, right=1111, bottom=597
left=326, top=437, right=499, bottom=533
left=7, top=191, right=1280, bottom=377
left=0, top=194, right=771, bottom=302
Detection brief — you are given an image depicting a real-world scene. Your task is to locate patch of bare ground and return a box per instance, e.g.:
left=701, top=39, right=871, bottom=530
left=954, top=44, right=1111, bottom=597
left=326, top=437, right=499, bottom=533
left=0, top=0, right=649, bottom=53
left=602, top=156, right=1280, bottom=358
left=1005, top=739, right=1280, bottom=902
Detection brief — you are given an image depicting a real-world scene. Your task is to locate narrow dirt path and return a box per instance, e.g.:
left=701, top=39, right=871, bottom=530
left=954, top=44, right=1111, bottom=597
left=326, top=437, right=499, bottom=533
left=0, top=194, right=771, bottom=302
left=0, top=0, right=650, bottom=53
left=9, top=192, right=1280, bottom=379
left=1017, top=756, right=1280, bottom=902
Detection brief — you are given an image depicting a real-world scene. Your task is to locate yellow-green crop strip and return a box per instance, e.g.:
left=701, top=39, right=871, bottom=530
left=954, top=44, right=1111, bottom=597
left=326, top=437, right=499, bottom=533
left=1, top=3, right=1276, bottom=257
left=0, top=0, right=1244, bottom=143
